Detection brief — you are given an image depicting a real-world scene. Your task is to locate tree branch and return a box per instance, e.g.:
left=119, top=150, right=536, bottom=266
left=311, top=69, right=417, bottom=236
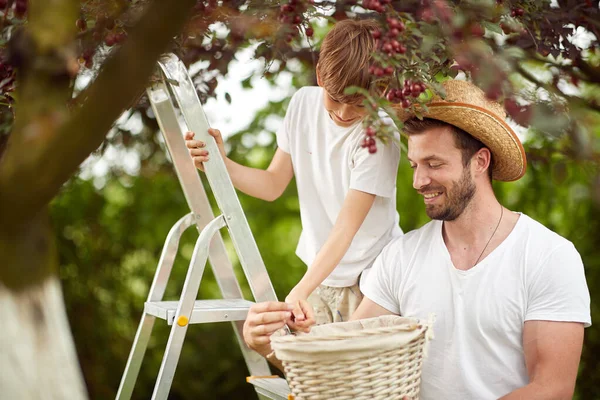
left=516, top=62, right=600, bottom=114
left=0, top=0, right=196, bottom=226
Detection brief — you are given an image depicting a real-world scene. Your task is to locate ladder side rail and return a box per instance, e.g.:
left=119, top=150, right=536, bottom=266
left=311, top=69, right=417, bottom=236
left=116, top=213, right=197, bottom=400
left=152, top=215, right=226, bottom=400
left=148, top=82, right=274, bottom=381
left=147, top=213, right=196, bottom=301
left=147, top=84, right=242, bottom=300
left=157, top=55, right=278, bottom=303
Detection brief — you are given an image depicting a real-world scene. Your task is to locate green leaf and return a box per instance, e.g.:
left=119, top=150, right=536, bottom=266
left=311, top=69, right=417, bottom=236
left=241, top=76, right=253, bottom=89
left=482, top=21, right=503, bottom=35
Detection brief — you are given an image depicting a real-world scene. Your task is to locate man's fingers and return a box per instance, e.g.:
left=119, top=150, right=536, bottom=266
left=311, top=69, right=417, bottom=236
left=252, top=311, right=291, bottom=326
left=250, top=301, right=295, bottom=314
left=184, top=131, right=194, bottom=140
left=255, top=320, right=287, bottom=336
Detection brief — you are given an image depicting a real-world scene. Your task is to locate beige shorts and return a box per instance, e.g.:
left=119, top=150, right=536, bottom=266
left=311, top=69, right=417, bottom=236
left=307, top=283, right=363, bottom=326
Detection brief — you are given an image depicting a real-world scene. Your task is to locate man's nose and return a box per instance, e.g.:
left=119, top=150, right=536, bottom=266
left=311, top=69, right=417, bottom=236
left=412, top=166, right=431, bottom=190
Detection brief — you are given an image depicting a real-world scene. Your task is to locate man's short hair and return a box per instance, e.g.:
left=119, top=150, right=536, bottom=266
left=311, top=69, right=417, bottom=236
left=403, top=118, right=493, bottom=179
left=317, top=19, right=385, bottom=105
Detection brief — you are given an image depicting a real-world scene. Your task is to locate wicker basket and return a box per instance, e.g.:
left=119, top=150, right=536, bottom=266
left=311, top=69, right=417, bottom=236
left=270, top=315, right=433, bottom=400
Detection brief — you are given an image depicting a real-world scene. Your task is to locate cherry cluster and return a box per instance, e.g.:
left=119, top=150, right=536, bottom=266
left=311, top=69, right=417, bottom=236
left=75, top=16, right=128, bottom=69
left=362, top=0, right=391, bottom=14
left=387, top=80, right=426, bottom=108
left=0, top=0, right=27, bottom=18
left=360, top=126, right=378, bottom=154
left=278, top=0, right=313, bottom=42
left=510, top=7, right=524, bottom=17
left=0, top=60, right=15, bottom=103
left=0, top=0, right=26, bottom=18
left=372, top=17, right=407, bottom=57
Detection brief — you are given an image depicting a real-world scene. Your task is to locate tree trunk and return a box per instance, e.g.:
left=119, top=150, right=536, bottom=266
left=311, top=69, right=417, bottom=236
left=0, top=0, right=195, bottom=398
left=0, top=277, right=87, bottom=400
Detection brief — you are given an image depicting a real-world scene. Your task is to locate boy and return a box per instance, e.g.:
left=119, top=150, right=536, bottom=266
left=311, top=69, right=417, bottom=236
left=185, top=19, right=402, bottom=325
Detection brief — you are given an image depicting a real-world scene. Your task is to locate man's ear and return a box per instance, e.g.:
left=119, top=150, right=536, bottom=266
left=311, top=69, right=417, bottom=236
left=316, top=64, right=322, bottom=87
left=473, top=147, right=492, bottom=177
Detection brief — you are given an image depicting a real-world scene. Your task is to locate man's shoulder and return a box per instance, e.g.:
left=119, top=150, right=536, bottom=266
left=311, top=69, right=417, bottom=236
left=517, top=213, right=574, bottom=250
left=382, top=220, right=439, bottom=257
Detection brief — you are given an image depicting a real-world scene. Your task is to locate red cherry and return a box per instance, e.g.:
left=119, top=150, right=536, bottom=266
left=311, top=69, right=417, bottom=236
left=104, top=33, right=116, bottom=46
left=76, top=18, right=87, bottom=31
left=368, top=144, right=377, bottom=154
left=471, top=24, right=484, bottom=37
left=384, top=66, right=394, bottom=75
left=366, top=126, right=376, bottom=137
left=306, top=27, right=314, bottom=37
left=372, top=29, right=382, bottom=39
left=402, top=98, right=411, bottom=108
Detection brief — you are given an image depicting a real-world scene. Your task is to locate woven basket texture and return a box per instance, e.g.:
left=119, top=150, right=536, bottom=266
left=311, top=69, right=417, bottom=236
left=271, top=315, right=432, bottom=400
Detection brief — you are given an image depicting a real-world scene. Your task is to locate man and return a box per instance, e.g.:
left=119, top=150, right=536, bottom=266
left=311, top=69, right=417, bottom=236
left=243, top=80, right=591, bottom=399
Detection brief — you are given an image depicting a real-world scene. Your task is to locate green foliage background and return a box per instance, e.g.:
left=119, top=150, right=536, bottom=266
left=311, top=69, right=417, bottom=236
left=50, top=99, right=599, bottom=399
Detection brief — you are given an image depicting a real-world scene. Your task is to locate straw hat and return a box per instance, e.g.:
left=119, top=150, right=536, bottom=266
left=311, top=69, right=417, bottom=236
left=400, top=80, right=527, bottom=182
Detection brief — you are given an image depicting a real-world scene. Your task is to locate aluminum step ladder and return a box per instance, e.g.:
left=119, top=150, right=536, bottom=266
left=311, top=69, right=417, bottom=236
left=115, top=53, right=290, bottom=400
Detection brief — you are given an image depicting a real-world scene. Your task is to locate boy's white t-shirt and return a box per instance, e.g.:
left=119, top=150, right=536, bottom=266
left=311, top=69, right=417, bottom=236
left=362, top=213, right=591, bottom=400
left=276, top=86, right=402, bottom=287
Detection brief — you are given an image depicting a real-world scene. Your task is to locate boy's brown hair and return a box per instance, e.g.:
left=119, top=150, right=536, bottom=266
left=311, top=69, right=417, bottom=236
left=317, top=19, right=384, bottom=105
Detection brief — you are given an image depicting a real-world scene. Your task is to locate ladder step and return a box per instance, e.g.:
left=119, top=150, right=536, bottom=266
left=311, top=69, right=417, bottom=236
left=145, top=299, right=255, bottom=325
left=248, top=377, right=290, bottom=400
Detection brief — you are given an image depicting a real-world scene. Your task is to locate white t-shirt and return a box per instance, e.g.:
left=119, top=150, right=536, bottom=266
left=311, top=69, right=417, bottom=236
left=276, top=87, right=402, bottom=287
left=362, top=213, right=591, bottom=400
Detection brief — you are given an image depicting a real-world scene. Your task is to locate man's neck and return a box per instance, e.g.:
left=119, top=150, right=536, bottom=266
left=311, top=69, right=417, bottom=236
left=441, top=190, right=517, bottom=270
left=443, top=194, right=502, bottom=243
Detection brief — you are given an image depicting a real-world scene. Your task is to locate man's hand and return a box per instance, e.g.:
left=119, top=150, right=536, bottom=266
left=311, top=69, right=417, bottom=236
left=185, top=128, right=226, bottom=171
left=243, top=302, right=294, bottom=355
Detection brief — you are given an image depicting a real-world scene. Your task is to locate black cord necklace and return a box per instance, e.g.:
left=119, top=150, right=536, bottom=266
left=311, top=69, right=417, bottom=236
left=473, top=206, right=504, bottom=267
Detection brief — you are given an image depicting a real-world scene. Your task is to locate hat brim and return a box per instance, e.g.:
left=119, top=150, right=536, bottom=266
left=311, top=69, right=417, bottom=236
left=402, top=102, right=527, bottom=182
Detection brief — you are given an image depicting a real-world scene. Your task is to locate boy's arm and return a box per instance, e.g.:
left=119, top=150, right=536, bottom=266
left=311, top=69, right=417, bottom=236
left=285, top=189, right=376, bottom=312
left=186, top=129, right=294, bottom=202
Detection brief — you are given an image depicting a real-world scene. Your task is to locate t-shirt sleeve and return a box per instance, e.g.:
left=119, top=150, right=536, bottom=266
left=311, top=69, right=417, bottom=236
left=525, top=242, right=591, bottom=327
left=361, top=238, right=402, bottom=315
left=350, top=135, right=400, bottom=198
left=275, top=92, right=299, bottom=154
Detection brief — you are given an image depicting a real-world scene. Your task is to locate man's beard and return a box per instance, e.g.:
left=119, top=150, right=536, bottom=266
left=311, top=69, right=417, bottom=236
left=424, top=167, right=476, bottom=221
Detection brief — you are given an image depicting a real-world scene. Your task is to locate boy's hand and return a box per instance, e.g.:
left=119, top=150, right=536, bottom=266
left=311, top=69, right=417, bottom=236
left=185, top=128, right=226, bottom=171
left=287, top=299, right=315, bottom=333
left=285, top=290, right=316, bottom=332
